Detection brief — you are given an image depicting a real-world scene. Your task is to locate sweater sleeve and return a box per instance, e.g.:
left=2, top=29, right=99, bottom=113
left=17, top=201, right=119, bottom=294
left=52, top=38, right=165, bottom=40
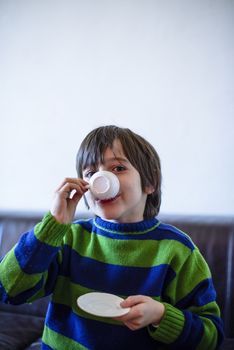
left=148, top=248, right=224, bottom=349
left=0, top=212, right=70, bottom=304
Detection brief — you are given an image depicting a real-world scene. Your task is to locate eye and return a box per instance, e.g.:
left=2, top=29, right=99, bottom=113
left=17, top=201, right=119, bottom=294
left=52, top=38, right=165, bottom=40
left=83, top=171, right=96, bottom=179
left=113, top=165, right=126, bottom=172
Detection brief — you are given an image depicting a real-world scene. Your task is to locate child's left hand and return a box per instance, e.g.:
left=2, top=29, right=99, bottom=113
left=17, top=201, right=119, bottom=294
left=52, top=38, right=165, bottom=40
left=113, top=295, right=165, bottom=331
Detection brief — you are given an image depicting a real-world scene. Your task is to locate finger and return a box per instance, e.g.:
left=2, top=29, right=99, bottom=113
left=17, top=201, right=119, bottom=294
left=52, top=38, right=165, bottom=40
left=55, top=178, right=88, bottom=192
left=69, top=189, right=86, bottom=204
left=124, top=320, right=142, bottom=331
left=113, top=306, right=142, bottom=322
left=120, top=295, right=147, bottom=308
left=57, top=182, right=88, bottom=198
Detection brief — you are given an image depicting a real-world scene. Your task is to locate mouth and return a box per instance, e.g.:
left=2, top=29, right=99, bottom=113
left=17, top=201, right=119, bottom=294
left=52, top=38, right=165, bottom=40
left=97, top=194, right=120, bottom=204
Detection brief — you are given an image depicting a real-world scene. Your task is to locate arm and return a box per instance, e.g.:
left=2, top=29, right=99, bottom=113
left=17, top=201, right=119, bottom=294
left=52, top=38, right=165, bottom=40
left=116, top=251, right=224, bottom=349
left=0, top=177, right=88, bottom=304
left=0, top=213, right=70, bottom=304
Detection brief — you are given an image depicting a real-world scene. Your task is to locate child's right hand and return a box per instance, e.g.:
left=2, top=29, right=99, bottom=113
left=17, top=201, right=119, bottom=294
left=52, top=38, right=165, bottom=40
left=114, top=295, right=165, bottom=331
left=50, top=178, right=89, bottom=224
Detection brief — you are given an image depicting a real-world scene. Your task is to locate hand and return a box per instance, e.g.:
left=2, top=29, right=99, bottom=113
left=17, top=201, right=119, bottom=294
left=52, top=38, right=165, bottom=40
left=50, top=177, right=89, bottom=224
left=114, top=295, right=165, bottom=331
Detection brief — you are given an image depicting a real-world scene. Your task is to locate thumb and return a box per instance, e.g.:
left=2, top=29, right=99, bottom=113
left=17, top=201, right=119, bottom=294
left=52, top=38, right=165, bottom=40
left=121, top=295, right=146, bottom=308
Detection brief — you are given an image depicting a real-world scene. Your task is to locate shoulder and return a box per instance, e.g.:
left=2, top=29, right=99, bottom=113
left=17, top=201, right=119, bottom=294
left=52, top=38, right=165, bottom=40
left=72, top=217, right=94, bottom=230
left=157, top=222, right=210, bottom=276
left=156, top=221, right=196, bottom=252
left=62, top=218, right=94, bottom=246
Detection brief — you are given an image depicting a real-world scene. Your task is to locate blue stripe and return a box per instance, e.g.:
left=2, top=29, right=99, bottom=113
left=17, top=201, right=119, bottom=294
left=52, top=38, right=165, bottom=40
left=171, top=310, right=204, bottom=349
left=0, top=281, right=8, bottom=303
left=15, top=230, right=60, bottom=274
left=158, top=222, right=195, bottom=248
left=0, top=277, right=44, bottom=304
left=13, top=276, right=45, bottom=304
left=0, top=276, right=45, bottom=304
left=73, top=218, right=93, bottom=231
left=176, top=278, right=216, bottom=308
left=205, top=314, right=224, bottom=347
left=46, top=302, right=159, bottom=350
left=95, top=216, right=159, bottom=233
left=42, top=343, right=53, bottom=350
left=59, top=245, right=175, bottom=296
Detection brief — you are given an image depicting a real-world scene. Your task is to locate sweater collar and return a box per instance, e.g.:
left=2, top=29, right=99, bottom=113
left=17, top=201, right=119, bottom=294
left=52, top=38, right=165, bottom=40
left=94, top=216, right=159, bottom=234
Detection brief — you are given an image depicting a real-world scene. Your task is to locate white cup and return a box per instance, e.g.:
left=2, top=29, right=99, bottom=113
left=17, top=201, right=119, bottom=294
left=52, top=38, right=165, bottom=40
left=89, top=171, right=120, bottom=200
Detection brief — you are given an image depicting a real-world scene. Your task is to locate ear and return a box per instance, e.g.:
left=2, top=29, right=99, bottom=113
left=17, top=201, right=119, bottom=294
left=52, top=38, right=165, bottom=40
left=144, top=185, right=155, bottom=195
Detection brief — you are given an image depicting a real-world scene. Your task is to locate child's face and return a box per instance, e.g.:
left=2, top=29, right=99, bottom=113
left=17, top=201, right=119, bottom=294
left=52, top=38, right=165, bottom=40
left=83, top=140, right=150, bottom=223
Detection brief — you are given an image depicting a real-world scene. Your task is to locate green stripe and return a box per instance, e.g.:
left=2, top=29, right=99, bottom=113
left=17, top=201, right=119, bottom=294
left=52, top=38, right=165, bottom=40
left=165, top=250, right=211, bottom=302
left=0, top=249, right=44, bottom=297
left=65, top=226, right=192, bottom=268
left=34, top=212, right=70, bottom=247
left=43, top=325, right=88, bottom=350
left=187, top=301, right=220, bottom=349
left=52, top=276, right=123, bottom=326
left=27, top=271, right=49, bottom=302
left=196, top=316, right=218, bottom=349
left=188, top=301, right=221, bottom=317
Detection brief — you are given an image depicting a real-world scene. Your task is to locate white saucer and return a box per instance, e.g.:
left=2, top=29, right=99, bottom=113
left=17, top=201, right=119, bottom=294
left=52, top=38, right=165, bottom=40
left=77, top=292, right=130, bottom=317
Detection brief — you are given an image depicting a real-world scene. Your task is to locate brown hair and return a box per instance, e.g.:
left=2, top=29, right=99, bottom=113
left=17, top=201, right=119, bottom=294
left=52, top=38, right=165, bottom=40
left=76, top=125, right=162, bottom=218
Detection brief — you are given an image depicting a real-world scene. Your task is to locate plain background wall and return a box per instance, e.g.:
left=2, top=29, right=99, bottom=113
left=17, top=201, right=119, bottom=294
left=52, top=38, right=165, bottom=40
left=0, top=0, right=233, bottom=216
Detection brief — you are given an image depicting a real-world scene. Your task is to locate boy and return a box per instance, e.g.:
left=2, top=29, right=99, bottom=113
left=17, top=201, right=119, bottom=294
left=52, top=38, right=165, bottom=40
left=0, top=125, right=224, bottom=349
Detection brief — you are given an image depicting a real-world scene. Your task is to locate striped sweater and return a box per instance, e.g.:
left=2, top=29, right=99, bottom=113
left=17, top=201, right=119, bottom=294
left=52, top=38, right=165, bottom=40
left=0, top=212, right=223, bottom=349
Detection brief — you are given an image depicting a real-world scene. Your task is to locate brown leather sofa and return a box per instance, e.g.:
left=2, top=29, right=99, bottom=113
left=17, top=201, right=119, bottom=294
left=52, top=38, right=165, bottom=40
left=0, top=211, right=233, bottom=349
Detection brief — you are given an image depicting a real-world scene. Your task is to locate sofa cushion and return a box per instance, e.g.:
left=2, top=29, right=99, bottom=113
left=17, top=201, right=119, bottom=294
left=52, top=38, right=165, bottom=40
left=0, top=311, right=44, bottom=350
left=219, top=338, right=234, bottom=350
left=0, top=297, right=49, bottom=318
left=24, top=339, right=42, bottom=350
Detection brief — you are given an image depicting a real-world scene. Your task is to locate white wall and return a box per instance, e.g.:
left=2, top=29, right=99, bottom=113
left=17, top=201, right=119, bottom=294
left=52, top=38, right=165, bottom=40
left=0, top=0, right=233, bottom=216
